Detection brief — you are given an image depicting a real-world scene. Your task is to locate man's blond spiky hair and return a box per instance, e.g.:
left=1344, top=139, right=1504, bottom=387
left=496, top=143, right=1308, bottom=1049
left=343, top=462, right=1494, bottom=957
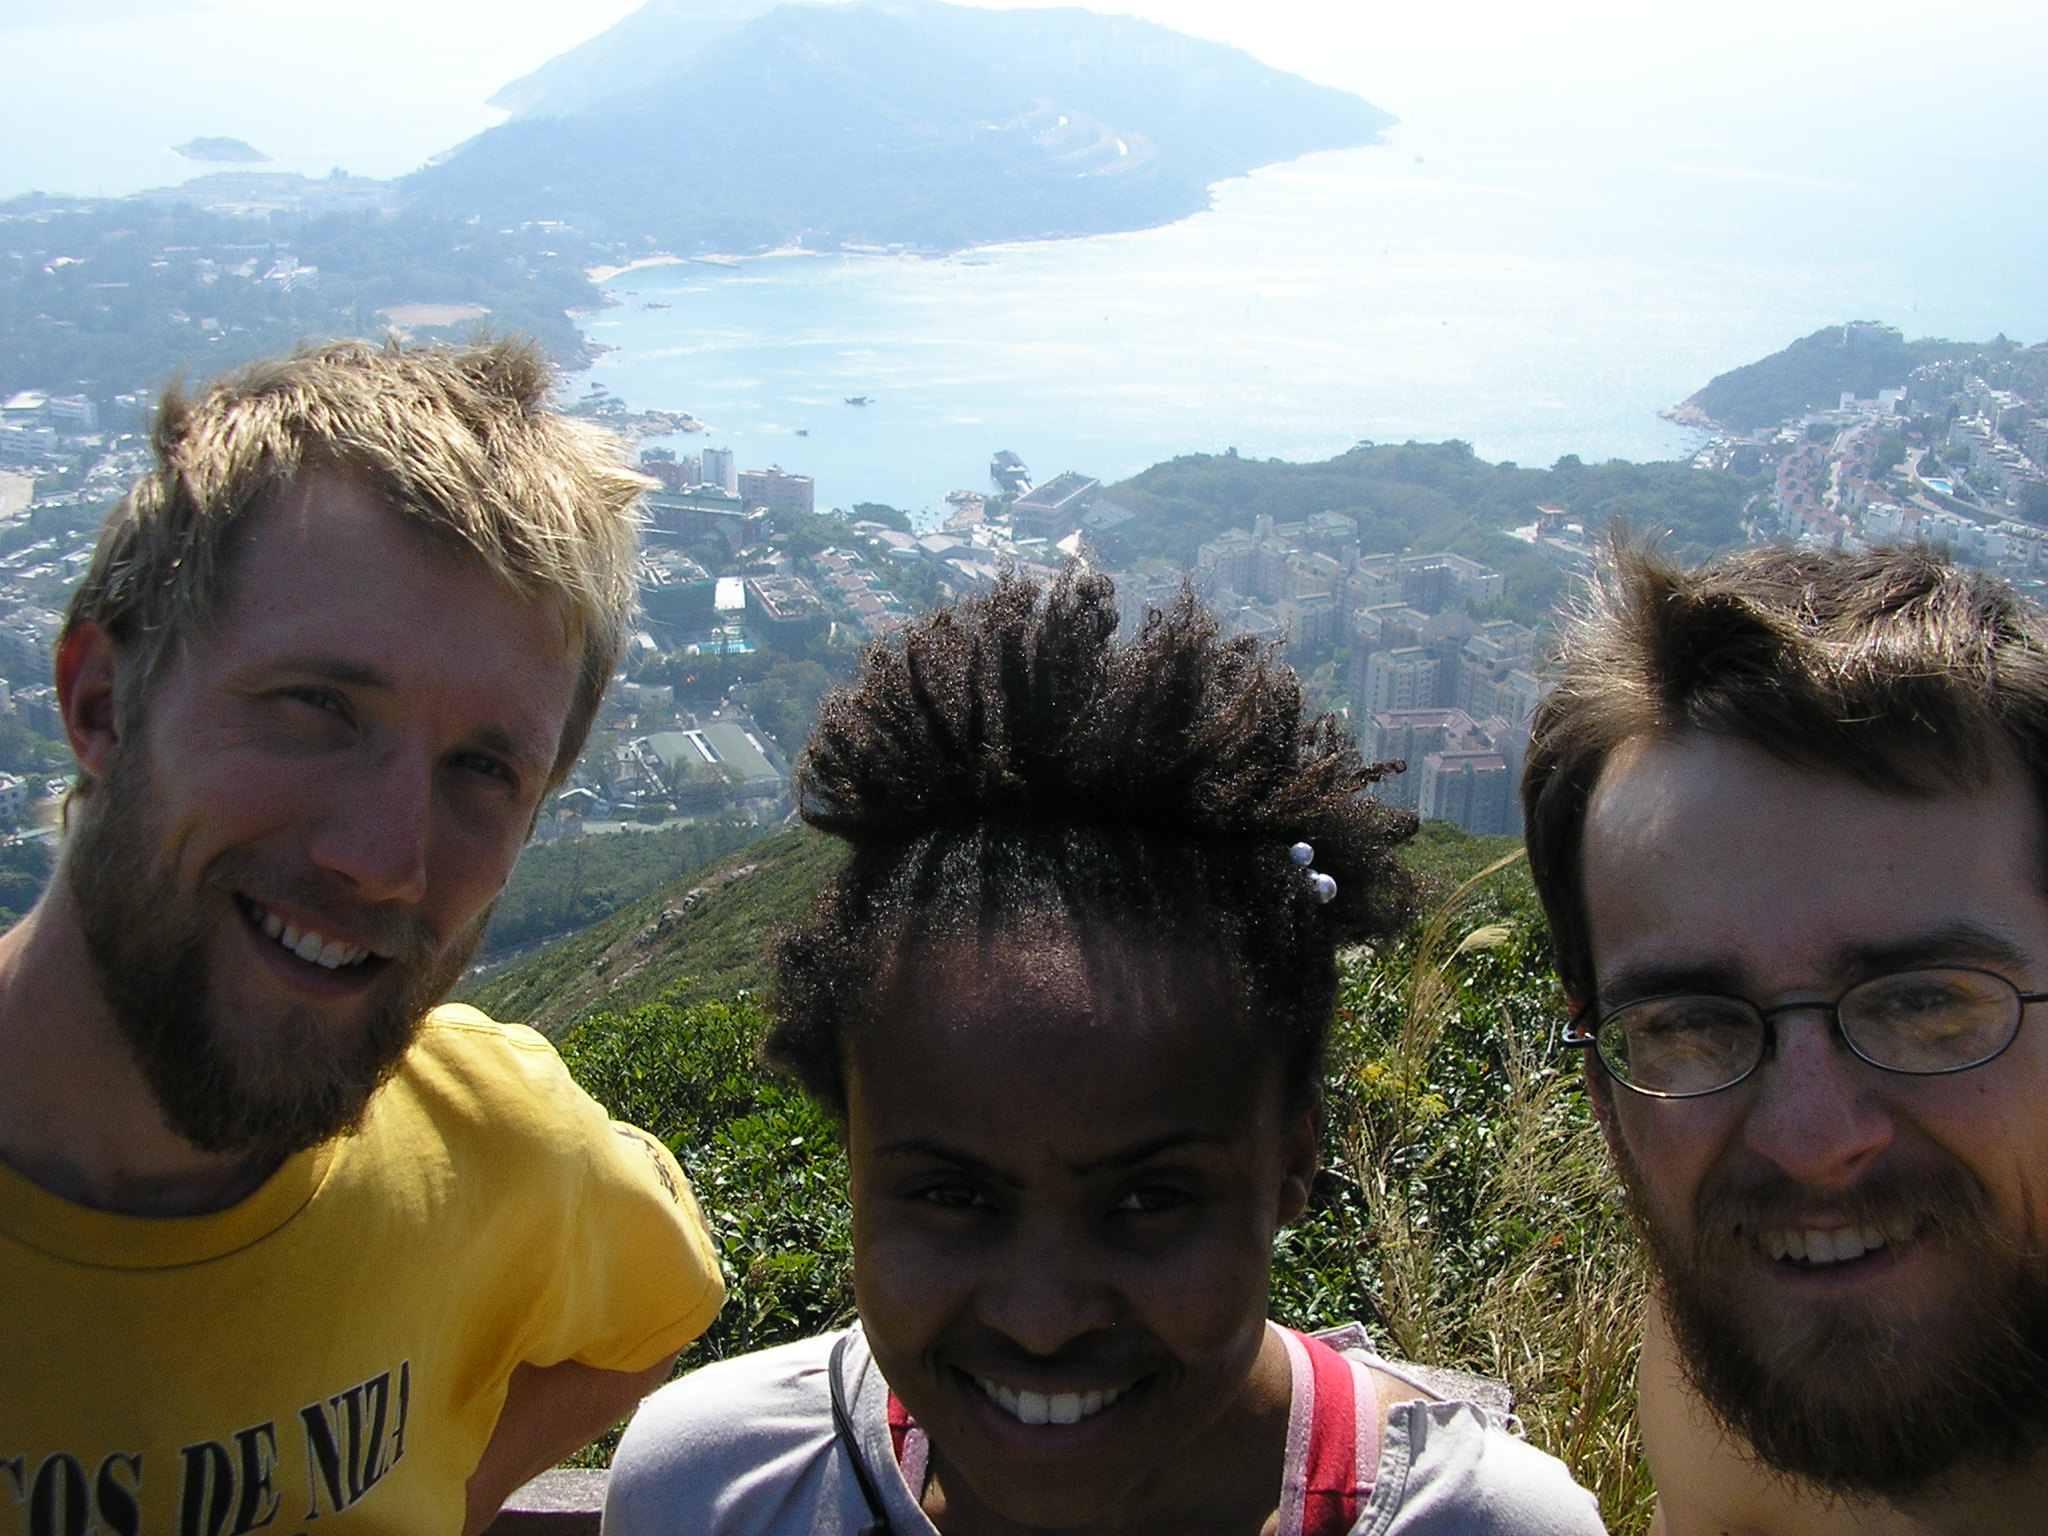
left=67, top=335, right=649, bottom=786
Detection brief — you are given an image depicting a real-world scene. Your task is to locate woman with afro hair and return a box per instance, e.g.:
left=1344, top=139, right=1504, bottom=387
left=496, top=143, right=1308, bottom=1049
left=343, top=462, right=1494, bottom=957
left=607, top=571, right=1603, bottom=1536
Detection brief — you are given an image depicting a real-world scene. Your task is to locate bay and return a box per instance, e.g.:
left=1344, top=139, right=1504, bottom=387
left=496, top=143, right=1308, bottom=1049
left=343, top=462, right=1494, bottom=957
left=580, top=115, right=2048, bottom=520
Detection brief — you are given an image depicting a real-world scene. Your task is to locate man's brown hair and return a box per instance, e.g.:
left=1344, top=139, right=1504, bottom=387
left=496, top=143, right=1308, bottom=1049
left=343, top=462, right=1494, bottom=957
left=66, top=335, right=648, bottom=787
left=1522, top=541, right=2048, bottom=1007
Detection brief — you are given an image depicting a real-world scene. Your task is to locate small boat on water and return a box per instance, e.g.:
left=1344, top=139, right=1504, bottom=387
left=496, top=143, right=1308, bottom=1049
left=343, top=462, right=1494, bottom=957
left=642, top=301, right=671, bottom=310
left=796, top=429, right=809, bottom=436
left=845, top=395, right=872, bottom=406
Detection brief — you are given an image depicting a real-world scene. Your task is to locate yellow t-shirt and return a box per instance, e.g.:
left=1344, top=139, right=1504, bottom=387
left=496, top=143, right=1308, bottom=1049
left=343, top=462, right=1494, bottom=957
left=0, top=1004, right=725, bottom=1536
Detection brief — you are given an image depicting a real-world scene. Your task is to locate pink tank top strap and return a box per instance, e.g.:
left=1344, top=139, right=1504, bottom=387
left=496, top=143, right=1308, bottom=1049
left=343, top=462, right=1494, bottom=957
left=1275, top=1325, right=1383, bottom=1536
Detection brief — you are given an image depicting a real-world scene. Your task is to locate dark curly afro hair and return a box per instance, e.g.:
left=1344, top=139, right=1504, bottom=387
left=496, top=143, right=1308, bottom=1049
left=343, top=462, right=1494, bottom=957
left=767, top=569, right=1418, bottom=1117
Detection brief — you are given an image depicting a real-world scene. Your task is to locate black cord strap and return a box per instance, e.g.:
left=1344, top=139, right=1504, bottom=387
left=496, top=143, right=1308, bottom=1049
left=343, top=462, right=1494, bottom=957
left=828, top=1332, right=896, bottom=1535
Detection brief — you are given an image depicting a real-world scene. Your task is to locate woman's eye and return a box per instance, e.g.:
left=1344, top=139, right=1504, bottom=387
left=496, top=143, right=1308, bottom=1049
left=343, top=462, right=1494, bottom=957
left=913, top=1182, right=992, bottom=1211
left=1113, top=1186, right=1192, bottom=1215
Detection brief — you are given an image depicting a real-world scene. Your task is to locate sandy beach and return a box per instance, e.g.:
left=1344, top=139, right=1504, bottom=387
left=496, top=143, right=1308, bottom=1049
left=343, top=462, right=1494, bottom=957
left=586, top=255, right=688, bottom=283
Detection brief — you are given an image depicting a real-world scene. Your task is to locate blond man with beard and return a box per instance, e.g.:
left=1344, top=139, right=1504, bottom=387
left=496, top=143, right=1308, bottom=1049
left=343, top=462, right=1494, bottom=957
left=0, top=339, right=724, bottom=1536
left=1522, top=543, right=2048, bottom=1536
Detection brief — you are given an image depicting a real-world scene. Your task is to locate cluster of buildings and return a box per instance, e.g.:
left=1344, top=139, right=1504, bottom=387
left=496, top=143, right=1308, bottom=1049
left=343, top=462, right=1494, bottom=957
left=1, top=391, right=154, bottom=476
left=637, top=445, right=816, bottom=515
left=551, top=709, right=789, bottom=836
left=1342, top=555, right=1539, bottom=837
left=1111, top=511, right=1542, bottom=836
left=851, top=469, right=1113, bottom=605
left=1692, top=328, right=2048, bottom=593
left=0, top=424, right=142, bottom=836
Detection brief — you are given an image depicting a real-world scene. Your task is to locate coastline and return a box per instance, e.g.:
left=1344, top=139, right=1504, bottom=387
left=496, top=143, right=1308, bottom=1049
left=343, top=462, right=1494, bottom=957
left=586, top=254, right=689, bottom=283
left=587, top=244, right=835, bottom=284
left=1660, top=399, right=1722, bottom=433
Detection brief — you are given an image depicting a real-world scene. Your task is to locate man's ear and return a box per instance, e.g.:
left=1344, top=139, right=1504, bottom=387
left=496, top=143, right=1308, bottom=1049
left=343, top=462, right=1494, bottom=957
left=1276, top=1089, right=1323, bottom=1228
left=56, top=623, right=124, bottom=779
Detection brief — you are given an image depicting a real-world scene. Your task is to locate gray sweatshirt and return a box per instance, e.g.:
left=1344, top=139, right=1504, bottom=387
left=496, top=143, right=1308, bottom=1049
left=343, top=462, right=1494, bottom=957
left=604, top=1327, right=1608, bottom=1535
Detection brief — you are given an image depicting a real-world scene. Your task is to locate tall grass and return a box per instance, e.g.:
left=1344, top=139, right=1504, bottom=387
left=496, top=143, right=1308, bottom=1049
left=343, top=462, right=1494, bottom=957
left=1274, top=852, right=1651, bottom=1530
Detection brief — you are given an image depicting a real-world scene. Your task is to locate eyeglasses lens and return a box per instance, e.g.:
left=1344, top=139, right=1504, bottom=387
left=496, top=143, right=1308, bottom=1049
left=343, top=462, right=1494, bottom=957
left=1602, top=996, right=1763, bottom=1096
left=1839, top=968, right=2019, bottom=1073
left=1599, top=968, right=2026, bottom=1094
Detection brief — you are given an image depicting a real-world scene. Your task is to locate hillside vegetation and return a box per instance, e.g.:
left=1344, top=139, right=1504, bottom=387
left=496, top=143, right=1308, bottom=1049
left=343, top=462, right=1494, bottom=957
left=478, top=816, right=771, bottom=961
left=1098, top=441, right=1762, bottom=626
left=486, top=821, right=1650, bottom=1530
left=459, top=824, right=845, bottom=1029
left=0, top=197, right=603, bottom=398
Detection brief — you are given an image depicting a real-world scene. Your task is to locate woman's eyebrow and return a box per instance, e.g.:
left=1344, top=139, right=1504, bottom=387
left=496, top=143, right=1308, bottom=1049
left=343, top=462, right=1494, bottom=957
left=869, top=1137, right=1025, bottom=1190
left=1068, top=1129, right=1230, bottom=1177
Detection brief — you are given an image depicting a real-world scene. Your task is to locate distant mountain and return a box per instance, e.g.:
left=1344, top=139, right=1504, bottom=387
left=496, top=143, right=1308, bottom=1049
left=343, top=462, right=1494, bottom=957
left=483, top=0, right=783, bottom=121
left=407, top=0, right=1394, bottom=254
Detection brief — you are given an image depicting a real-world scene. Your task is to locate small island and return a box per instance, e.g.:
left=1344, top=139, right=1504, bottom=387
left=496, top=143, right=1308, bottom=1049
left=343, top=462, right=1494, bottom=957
left=171, top=137, right=268, bottom=165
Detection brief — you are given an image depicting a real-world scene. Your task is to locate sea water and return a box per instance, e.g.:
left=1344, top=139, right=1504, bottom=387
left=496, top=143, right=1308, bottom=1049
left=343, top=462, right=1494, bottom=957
left=580, top=115, right=2048, bottom=519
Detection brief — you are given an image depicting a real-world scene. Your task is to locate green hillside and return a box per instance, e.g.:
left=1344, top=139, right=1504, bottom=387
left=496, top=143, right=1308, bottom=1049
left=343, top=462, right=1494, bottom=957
left=1095, top=441, right=1763, bottom=624
left=458, top=824, right=846, bottom=1033
left=0, top=197, right=604, bottom=400
left=479, top=816, right=771, bottom=961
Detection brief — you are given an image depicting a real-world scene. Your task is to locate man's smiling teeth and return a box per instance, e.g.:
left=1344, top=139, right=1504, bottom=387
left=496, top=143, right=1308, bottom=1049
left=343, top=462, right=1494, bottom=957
left=1762, top=1225, right=1889, bottom=1265
left=975, top=1378, right=1124, bottom=1426
left=252, top=903, right=371, bottom=969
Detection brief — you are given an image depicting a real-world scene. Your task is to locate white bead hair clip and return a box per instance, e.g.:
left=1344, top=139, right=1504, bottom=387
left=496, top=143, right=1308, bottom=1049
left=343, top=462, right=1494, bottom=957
left=1290, top=842, right=1338, bottom=904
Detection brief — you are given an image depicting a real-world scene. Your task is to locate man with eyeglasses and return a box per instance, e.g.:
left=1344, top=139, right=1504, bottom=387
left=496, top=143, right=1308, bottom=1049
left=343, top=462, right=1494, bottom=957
left=1522, top=542, right=2048, bottom=1535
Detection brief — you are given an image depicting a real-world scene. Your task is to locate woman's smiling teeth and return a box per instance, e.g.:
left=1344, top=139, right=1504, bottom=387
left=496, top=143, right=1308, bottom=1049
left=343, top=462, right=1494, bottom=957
left=976, top=1378, right=1124, bottom=1426
left=249, top=901, right=372, bottom=969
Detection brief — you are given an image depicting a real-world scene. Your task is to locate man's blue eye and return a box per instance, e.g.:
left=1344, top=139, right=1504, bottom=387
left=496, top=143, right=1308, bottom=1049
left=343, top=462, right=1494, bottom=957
left=454, top=751, right=515, bottom=784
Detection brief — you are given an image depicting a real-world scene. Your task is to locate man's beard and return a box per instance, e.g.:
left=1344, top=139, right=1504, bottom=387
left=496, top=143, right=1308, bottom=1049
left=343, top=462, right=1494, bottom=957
left=66, top=750, right=484, bottom=1163
left=1621, top=1143, right=2048, bottom=1502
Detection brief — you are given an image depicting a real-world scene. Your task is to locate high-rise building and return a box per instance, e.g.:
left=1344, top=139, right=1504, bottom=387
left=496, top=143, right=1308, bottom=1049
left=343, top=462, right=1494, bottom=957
left=739, top=465, right=815, bottom=514
left=1418, top=750, right=1516, bottom=835
left=1362, top=707, right=1478, bottom=809
left=1361, top=647, right=1440, bottom=714
left=701, top=446, right=738, bottom=495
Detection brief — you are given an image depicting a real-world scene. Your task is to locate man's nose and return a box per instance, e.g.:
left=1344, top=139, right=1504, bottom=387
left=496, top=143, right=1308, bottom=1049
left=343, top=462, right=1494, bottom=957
left=972, top=1228, right=1119, bottom=1357
left=305, top=745, right=432, bottom=906
left=1741, top=1008, right=1895, bottom=1188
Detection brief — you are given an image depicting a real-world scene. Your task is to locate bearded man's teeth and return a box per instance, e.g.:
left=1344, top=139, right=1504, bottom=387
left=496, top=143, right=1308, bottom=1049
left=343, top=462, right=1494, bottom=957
left=1764, top=1226, right=1890, bottom=1265
left=975, top=1378, right=1122, bottom=1425
left=251, top=903, right=370, bottom=969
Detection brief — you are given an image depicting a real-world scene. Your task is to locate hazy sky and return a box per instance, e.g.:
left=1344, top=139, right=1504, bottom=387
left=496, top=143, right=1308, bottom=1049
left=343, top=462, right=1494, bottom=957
left=3, top=0, right=2041, bottom=198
